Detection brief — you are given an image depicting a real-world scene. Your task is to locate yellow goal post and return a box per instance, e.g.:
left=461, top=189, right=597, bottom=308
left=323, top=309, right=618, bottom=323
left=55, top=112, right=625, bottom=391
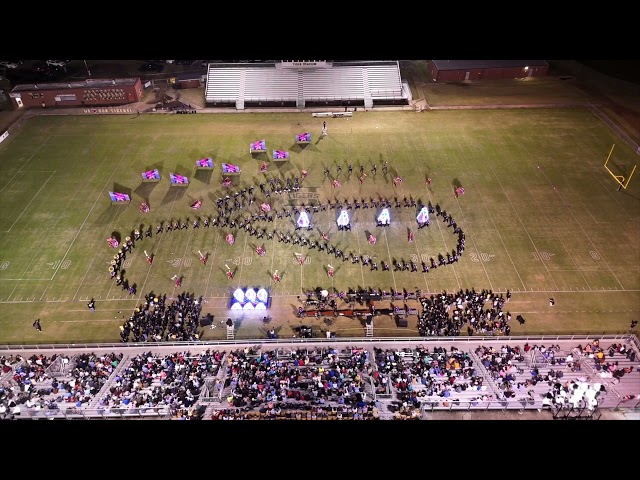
left=604, top=144, right=637, bottom=191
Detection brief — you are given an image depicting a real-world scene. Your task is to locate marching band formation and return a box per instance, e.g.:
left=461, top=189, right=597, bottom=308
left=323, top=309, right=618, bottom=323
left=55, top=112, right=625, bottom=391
left=105, top=125, right=469, bottom=331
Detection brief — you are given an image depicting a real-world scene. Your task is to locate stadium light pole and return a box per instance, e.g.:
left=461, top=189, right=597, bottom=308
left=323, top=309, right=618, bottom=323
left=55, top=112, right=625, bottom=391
left=84, top=60, right=91, bottom=77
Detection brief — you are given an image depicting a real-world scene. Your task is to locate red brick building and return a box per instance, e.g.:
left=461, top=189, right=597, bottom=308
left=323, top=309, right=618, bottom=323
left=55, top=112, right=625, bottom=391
left=8, top=78, right=143, bottom=109
left=428, top=60, right=549, bottom=82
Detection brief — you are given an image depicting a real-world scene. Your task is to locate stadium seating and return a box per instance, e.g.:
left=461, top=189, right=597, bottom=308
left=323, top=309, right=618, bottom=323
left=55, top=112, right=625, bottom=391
left=205, top=62, right=405, bottom=109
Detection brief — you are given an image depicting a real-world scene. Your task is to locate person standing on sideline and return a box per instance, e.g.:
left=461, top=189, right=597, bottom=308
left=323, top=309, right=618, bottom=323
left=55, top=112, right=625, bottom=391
left=88, top=299, right=95, bottom=311
left=33, top=319, right=42, bottom=332
left=549, top=297, right=555, bottom=306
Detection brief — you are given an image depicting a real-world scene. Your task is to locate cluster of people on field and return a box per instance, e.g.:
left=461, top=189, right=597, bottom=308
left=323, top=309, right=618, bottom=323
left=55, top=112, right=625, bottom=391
left=417, top=288, right=511, bottom=337
left=119, top=292, right=203, bottom=342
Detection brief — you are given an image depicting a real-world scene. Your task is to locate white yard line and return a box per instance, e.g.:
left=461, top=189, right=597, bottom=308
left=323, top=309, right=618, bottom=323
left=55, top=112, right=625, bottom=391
left=524, top=183, right=591, bottom=289
left=381, top=228, right=398, bottom=292
left=203, top=228, right=221, bottom=298
left=39, top=147, right=131, bottom=300
left=0, top=136, right=51, bottom=194
left=172, top=227, right=194, bottom=296
left=410, top=230, right=431, bottom=292
left=512, top=132, right=624, bottom=289
left=135, top=195, right=182, bottom=302
left=449, top=137, right=498, bottom=291
left=354, top=223, right=366, bottom=287
left=566, top=183, right=600, bottom=224
left=5, top=255, right=43, bottom=301
left=72, top=251, right=99, bottom=301
left=7, top=170, right=56, bottom=231
left=236, top=228, right=250, bottom=285
left=588, top=169, right=635, bottom=221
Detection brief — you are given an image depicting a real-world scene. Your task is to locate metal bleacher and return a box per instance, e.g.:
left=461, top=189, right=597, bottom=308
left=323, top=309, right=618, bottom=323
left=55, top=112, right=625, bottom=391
left=2, top=336, right=638, bottom=419
left=205, top=61, right=406, bottom=110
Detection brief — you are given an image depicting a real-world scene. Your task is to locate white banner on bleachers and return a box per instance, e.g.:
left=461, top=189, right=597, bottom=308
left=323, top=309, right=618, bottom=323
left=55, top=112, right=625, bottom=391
left=0, top=130, right=9, bottom=144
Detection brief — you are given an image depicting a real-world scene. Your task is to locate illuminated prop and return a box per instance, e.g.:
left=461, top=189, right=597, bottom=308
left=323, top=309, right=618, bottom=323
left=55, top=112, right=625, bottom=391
left=195, top=157, right=214, bottom=170
left=109, top=192, right=130, bottom=204
left=416, top=206, right=430, bottom=225
left=295, top=132, right=311, bottom=144
left=336, top=209, right=350, bottom=227
left=228, top=287, right=269, bottom=310
left=250, top=139, right=267, bottom=153
left=169, top=173, right=189, bottom=187
left=297, top=211, right=310, bottom=228
left=141, top=168, right=161, bottom=182
left=377, top=208, right=390, bottom=226
left=273, top=150, right=290, bottom=162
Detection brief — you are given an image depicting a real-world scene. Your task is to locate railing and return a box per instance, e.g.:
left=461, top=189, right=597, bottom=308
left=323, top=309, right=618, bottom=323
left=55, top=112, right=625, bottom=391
left=13, top=406, right=174, bottom=420
left=1, top=334, right=636, bottom=352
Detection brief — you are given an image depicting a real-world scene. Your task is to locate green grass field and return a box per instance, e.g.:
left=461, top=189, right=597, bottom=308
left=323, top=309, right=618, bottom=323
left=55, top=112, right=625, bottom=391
left=0, top=109, right=638, bottom=344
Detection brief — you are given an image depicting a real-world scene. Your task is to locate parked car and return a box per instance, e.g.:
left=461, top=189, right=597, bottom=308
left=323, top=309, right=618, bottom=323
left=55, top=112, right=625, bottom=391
left=46, top=60, right=68, bottom=68
left=140, top=62, right=164, bottom=72
left=0, top=61, right=19, bottom=69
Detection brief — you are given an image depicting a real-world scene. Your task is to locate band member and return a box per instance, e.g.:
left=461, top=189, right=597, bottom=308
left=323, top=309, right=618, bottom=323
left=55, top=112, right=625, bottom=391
left=273, top=270, right=281, bottom=282
left=301, top=169, right=308, bottom=179
left=260, top=162, right=268, bottom=174
left=145, top=250, right=153, bottom=265
left=191, top=199, right=202, bottom=209
left=327, top=264, right=334, bottom=277
left=256, top=246, right=266, bottom=257
left=408, top=230, right=414, bottom=243
left=199, top=251, right=207, bottom=265
left=368, top=234, right=377, bottom=245
left=226, top=233, right=235, bottom=245
left=225, top=264, right=234, bottom=280
left=332, top=179, right=341, bottom=188
left=358, top=173, right=367, bottom=184
left=172, top=275, right=181, bottom=287
left=393, top=176, right=403, bottom=188
left=426, top=177, right=432, bottom=187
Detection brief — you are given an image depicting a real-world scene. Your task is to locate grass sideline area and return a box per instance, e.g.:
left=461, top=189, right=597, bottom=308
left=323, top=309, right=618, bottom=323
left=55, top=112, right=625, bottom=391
left=0, top=109, right=638, bottom=345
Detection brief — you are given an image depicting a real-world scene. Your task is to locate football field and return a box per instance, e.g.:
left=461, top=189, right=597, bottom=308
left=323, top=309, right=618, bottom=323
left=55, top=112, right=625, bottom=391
left=0, top=109, right=638, bottom=344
